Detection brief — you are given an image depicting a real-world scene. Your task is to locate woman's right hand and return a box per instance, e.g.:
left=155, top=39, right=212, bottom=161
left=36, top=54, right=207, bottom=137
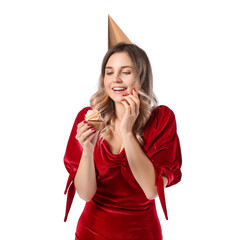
left=76, top=120, right=98, bottom=152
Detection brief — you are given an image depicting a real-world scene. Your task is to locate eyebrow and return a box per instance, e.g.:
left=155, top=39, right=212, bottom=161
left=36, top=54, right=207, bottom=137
left=105, top=66, right=133, bottom=70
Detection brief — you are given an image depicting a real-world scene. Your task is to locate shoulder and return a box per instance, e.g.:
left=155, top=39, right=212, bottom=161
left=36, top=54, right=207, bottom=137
left=152, top=105, right=175, bottom=119
left=149, top=105, right=175, bottom=124
left=144, top=105, right=176, bottom=133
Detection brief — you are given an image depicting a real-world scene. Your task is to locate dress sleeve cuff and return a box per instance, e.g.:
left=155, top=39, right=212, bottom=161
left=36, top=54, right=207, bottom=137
left=154, top=167, right=169, bottom=220
left=64, top=171, right=77, bottom=222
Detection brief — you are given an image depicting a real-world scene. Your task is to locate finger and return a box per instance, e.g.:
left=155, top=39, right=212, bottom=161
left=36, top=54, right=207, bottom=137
left=123, top=96, right=136, bottom=114
left=76, top=121, right=92, bottom=139
left=132, top=88, right=139, bottom=97
left=123, top=94, right=140, bottom=115
left=84, top=129, right=98, bottom=144
left=128, top=94, right=140, bottom=116
left=77, top=120, right=87, bottom=128
left=121, top=98, right=131, bottom=115
left=81, top=122, right=93, bottom=133
left=79, top=127, right=96, bottom=143
left=76, top=123, right=93, bottom=141
left=130, top=90, right=140, bottom=105
left=123, top=91, right=140, bottom=104
left=90, top=131, right=99, bottom=144
left=77, top=120, right=90, bottom=134
left=130, top=89, right=140, bottom=113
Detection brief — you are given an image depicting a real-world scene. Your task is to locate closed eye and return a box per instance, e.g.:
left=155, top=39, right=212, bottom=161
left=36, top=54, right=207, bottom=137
left=106, top=72, right=113, bottom=75
left=123, top=72, right=131, bottom=75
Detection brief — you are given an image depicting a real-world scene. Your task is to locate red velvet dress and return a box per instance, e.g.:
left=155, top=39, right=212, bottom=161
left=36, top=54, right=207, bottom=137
left=64, top=105, right=182, bottom=240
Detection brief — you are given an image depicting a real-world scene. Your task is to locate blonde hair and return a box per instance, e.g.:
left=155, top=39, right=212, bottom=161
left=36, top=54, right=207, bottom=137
left=90, top=43, right=158, bottom=145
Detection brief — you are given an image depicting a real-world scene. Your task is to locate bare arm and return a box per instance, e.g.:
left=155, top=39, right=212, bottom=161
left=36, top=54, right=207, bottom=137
left=122, top=132, right=168, bottom=200
left=74, top=150, right=97, bottom=201
left=74, top=121, right=98, bottom=202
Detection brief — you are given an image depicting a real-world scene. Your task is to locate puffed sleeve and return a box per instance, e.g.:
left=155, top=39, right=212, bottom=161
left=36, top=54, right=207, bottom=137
left=63, top=107, right=90, bottom=222
left=143, top=105, right=182, bottom=220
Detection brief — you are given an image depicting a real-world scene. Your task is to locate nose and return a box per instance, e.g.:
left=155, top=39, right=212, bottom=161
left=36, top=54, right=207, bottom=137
left=113, top=73, right=122, bottom=83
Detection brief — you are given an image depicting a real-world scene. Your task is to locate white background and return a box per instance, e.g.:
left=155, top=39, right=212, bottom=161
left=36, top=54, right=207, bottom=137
left=0, top=0, right=227, bottom=239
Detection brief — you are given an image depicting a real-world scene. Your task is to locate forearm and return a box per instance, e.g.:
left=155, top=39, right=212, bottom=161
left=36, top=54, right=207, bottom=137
left=74, top=150, right=97, bottom=201
left=122, top=132, right=168, bottom=199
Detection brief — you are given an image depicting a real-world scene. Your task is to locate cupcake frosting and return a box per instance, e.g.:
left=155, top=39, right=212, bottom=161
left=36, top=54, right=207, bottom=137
left=85, top=109, right=103, bottom=121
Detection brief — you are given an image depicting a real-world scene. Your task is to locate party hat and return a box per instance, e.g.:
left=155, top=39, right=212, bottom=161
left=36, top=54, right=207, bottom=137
left=108, top=15, right=132, bottom=49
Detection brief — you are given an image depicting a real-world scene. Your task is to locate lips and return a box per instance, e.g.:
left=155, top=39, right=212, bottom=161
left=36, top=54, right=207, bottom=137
left=112, top=87, right=127, bottom=91
left=112, top=87, right=127, bottom=94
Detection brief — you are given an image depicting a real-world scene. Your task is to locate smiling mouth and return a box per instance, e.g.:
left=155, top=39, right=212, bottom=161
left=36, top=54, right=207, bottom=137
left=112, top=87, right=127, bottom=92
left=112, top=87, right=127, bottom=94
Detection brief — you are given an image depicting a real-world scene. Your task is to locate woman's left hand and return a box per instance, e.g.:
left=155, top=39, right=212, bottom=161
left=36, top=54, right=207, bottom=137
left=120, top=88, right=140, bottom=135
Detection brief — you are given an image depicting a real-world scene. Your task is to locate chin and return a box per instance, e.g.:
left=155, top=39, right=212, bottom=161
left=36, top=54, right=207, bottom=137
left=110, top=95, right=123, bottom=103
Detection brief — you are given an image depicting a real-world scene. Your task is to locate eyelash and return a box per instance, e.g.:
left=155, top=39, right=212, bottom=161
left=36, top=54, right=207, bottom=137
left=106, top=72, right=131, bottom=75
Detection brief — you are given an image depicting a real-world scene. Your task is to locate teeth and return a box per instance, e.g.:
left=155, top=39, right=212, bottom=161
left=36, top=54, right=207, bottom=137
left=113, top=88, right=126, bottom=91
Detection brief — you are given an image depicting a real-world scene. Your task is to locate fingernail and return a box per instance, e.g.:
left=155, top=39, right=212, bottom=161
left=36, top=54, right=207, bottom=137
left=133, top=88, right=136, bottom=91
left=83, top=120, right=87, bottom=123
left=91, top=127, right=96, bottom=131
left=122, top=94, right=129, bottom=96
left=87, top=123, right=91, bottom=126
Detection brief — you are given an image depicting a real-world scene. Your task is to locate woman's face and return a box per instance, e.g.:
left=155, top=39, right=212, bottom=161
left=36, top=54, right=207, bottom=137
left=104, top=52, right=137, bottom=103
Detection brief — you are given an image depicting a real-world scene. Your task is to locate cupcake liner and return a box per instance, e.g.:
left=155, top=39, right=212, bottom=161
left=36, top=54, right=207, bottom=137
left=88, top=121, right=104, bottom=131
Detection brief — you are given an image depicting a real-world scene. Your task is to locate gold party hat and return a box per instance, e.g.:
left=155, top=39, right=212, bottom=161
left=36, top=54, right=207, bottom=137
left=108, top=15, right=132, bottom=49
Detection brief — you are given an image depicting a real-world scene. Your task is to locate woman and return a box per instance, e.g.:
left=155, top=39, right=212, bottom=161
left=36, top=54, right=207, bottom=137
left=64, top=43, right=182, bottom=239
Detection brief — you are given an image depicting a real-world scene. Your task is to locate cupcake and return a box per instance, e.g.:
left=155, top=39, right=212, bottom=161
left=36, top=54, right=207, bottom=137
left=85, top=109, right=104, bottom=131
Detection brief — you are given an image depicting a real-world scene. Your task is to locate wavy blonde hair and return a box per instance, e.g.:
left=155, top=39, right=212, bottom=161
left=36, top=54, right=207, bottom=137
left=90, top=43, right=158, bottom=145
